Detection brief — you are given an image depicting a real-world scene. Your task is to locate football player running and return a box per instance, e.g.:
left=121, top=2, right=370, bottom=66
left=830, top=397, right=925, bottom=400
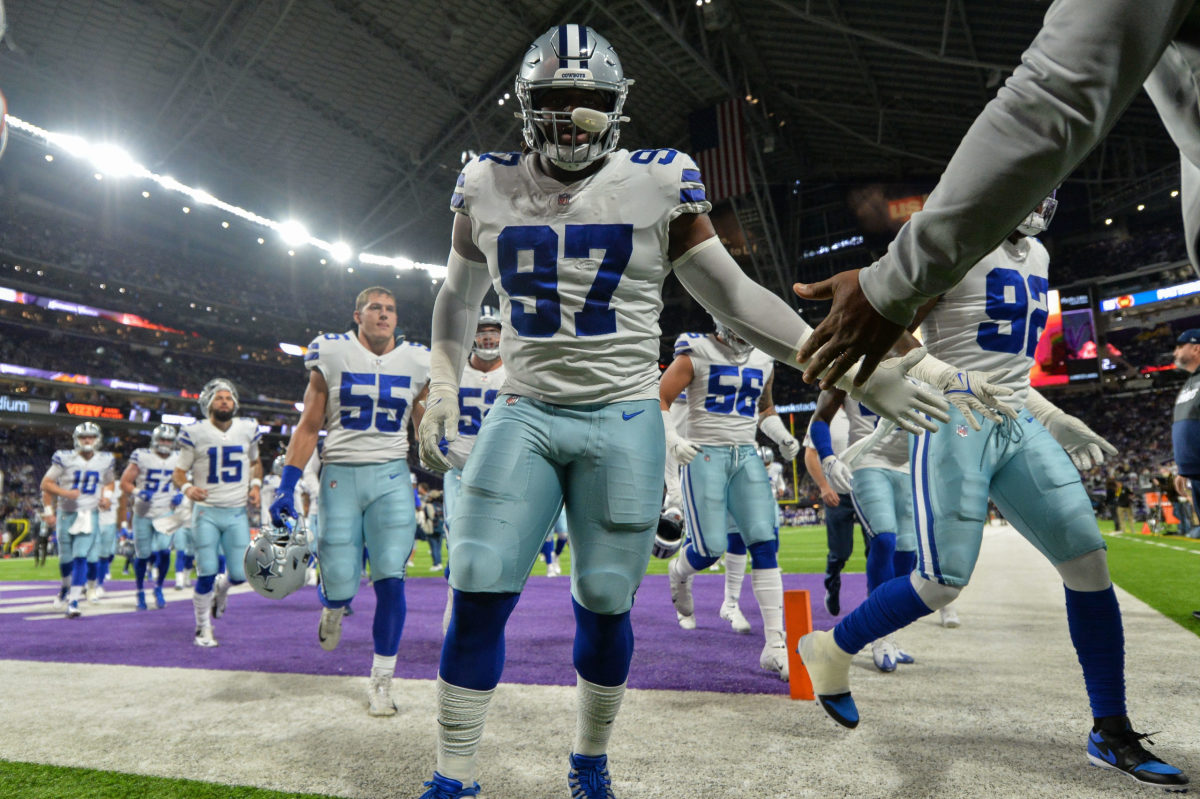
left=174, top=379, right=262, bottom=647
left=41, top=422, right=117, bottom=617
left=416, top=24, right=949, bottom=799
left=118, top=424, right=181, bottom=611
left=798, top=198, right=1189, bottom=790
left=660, top=323, right=799, bottom=679
left=270, top=287, right=430, bottom=717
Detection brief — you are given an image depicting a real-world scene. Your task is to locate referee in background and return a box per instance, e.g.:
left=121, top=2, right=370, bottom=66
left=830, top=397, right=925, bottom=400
left=1170, top=329, right=1200, bottom=622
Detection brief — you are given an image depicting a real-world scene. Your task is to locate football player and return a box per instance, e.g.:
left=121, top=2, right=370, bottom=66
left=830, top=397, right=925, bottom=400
left=270, top=286, right=430, bottom=717
left=40, top=422, right=116, bottom=617
left=798, top=198, right=1188, bottom=790
left=262, top=454, right=309, bottom=531
left=173, top=379, right=262, bottom=647
left=660, top=323, right=799, bottom=679
left=802, top=404, right=858, bottom=619
left=94, top=482, right=119, bottom=599
left=415, top=24, right=949, bottom=799
left=118, top=424, right=181, bottom=610
left=809, top=388, right=918, bottom=671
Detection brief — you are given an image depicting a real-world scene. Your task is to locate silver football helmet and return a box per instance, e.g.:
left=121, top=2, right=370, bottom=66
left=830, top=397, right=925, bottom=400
left=151, top=424, right=177, bottom=456
left=244, top=516, right=312, bottom=600
left=473, top=305, right=502, bottom=362
left=759, top=445, right=775, bottom=465
left=712, top=317, right=754, bottom=363
left=653, top=507, right=684, bottom=559
left=1017, top=190, right=1059, bottom=237
left=73, top=421, right=101, bottom=454
left=271, top=454, right=286, bottom=476
left=515, top=24, right=631, bottom=170
left=199, top=378, right=239, bottom=417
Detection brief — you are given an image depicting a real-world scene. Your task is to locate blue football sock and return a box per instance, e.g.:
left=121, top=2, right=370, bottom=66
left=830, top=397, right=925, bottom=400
left=217, top=555, right=226, bottom=574
left=747, top=540, right=777, bottom=570
left=134, top=557, right=149, bottom=590
left=98, top=557, right=110, bottom=585
left=541, top=539, right=553, bottom=565
left=154, top=551, right=171, bottom=587
left=59, top=561, right=72, bottom=581
left=572, top=598, right=633, bottom=686
left=554, top=537, right=567, bottom=556
left=865, top=532, right=897, bottom=593
left=85, top=561, right=98, bottom=582
left=195, top=574, right=215, bottom=594
left=372, top=577, right=407, bottom=657
left=893, top=549, right=917, bottom=578
left=1064, top=585, right=1127, bottom=719
left=684, top=543, right=718, bottom=571
left=833, top=575, right=932, bottom=655
left=726, top=533, right=747, bottom=556
left=440, top=590, right=519, bottom=690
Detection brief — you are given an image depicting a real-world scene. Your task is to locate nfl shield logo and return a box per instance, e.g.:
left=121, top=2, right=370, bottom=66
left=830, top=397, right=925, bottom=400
left=956, top=425, right=968, bottom=438
left=557, top=193, right=571, bottom=207
left=506, top=395, right=520, bottom=406
left=329, top=480, right=337, bottom=489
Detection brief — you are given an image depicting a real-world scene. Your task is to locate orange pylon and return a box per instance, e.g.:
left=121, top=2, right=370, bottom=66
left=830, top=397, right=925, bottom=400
left=784, top=589, right=814, bottom=700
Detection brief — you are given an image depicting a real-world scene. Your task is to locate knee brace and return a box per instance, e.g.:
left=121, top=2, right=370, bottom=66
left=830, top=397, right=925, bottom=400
left=909, top=571, right=962, bottom=610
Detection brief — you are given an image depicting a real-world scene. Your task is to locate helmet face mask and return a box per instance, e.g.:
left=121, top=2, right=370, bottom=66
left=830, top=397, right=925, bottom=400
left=244, top=516, right=312, bottom=600
left=1016, top=191, right=1059, bottom=237
left=73, top=422, right=101, bottom=454
left=271, top=455, right=286, bottom=476
left=151, top=424, right=177, bottom=456
left=473, top=305, right=502, bottom=362
left=712, top=318, right=754, bottom=363
left=515, top=25, right=631, bottom=170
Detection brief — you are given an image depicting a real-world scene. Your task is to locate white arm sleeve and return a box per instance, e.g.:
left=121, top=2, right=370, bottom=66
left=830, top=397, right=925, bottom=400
left=673, top=237, right=813, bottom=366
left=858, top=0, right=1192, bottom=325
left=429, top=249, right=493, bottom=390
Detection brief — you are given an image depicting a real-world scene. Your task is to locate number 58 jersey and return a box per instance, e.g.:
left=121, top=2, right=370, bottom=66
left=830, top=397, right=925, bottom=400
left=305, top=332, right=430, bottom=464
left=452, top=148, right=712, bottom=405
left=918, top=236, right=1049, bottom=411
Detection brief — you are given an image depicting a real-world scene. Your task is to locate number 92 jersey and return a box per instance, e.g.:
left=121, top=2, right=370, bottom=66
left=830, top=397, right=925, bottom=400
left=177, top=419, right=261, bottom=508
left=452, top=148, right=712, bottom=405
left=675, top=333, right=774, bottom=446
left=918, top=236, right=1049, bottom=411
left=305, top=332, right=430, bottom=464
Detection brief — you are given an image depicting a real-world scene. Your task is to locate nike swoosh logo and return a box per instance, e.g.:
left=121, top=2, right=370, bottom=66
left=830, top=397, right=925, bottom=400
left=1090, top=732, right=1118, bottom=765
left=389, top=474, right=403, bottom=480
left=622, top=410, right=645, bottom=421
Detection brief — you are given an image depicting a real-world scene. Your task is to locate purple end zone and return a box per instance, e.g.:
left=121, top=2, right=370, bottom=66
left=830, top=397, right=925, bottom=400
left=0, top=573, right=865, bottom=695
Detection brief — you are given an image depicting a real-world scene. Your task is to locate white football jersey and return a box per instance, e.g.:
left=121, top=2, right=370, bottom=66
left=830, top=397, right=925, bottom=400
left=767, top=460, right=786, bottom=495
left=446, top=361, right=508, bottom=471
left=130, top=448, right=182, bottom=518
left=305, top=333, right=430, bottom=464
left=919, top=236, right=1049, bottom=411
left=452, top=148, right=712, bottom=404
left=804, top=410, right=850, bottom=457
left=301, top=448, right=321, bottom=505
left=674, top=333, right=774, bottom=446
left=842, top=395, right=910, bottom=473
left=177, top=418, right=261, bottom=508
left=98, top=484, right=118, bottom=526
left=44, top=450, right=116, bottom=515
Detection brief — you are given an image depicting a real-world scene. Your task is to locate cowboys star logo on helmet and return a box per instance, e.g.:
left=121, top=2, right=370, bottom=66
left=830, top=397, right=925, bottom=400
left=244, top=516, right=312, bottom=600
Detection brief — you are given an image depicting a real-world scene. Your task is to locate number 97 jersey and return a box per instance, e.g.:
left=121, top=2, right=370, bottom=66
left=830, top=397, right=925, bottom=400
left=452, top=148, right=712, bottom=405
left=918, top=236, right=1049, bottom=410
left=305, top=332, right=430, bottom=464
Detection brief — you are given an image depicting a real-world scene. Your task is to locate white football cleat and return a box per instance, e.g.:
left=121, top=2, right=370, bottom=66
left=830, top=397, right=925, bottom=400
left=367, top=670, right=398, bottom=717
left=546, top=561, right=561, bottom=577
left=887, top=636, right=915, bottom=664
left=318, top=606, right=344, bottom=651
left=668, top=557, right=695, bottom=630
left=94, top=585, right=106, bottom=599
left=51, top=594, right=67, bottom=611
left=719, top=602, right=752, bottom=634
left=193, top=626, right=217, bottom=647
left=212, top=574, right=230, bottom=619
left=86, top=586, right=98, bottom=604
left=871, top=639, right=897, bottom=673
left=759, top=642, right=789, bottom=680
left=940, top=605, right=961, bottom=628
left=66, top=600, right=82, bottom=618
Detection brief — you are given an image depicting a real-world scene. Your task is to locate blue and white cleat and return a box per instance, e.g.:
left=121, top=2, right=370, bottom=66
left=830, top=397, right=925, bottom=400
left=153, top=587, right=166, bottom=609
left=889, top=637, right=915, bottom=665
left=797, top=630, right=858, bottom=728
left=418, top=772, right=481, bottom=799
left=135, top=591, right=148, bottom=612
left=1087, top=719, right=1189, bottom=792
left=569, top=753, right=617, bottom=799
left=66, top=599, right=82, bottom=618
left=870, top=639, right=897, bottom=673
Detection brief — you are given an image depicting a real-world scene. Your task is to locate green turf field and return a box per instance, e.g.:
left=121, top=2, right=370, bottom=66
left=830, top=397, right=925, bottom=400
left=0, top=760, right=340, bottom=799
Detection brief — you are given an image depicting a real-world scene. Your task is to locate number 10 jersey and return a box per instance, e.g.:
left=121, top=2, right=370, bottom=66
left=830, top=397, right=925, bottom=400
left=452, top=148, right=712, bottom=405
left=304, top=332, right=430, bottom=464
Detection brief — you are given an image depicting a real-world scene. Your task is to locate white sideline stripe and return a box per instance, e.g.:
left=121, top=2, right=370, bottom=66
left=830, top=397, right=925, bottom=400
left=1102, top=531, right=1200, bottom=555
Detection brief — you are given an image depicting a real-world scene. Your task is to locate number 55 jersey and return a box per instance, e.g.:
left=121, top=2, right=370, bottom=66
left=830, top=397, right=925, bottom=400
left=177, top=419, right=261, bottom=508
left=452, top=148, right=711, bottom=405
left=304, top=332, right=430, bottom=464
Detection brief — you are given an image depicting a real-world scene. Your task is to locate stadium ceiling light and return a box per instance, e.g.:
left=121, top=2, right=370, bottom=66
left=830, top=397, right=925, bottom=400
left=1172, top=190, right=1180, bottom=198
left=287, top=249, right=296, bottom=256
left=319, top=258, right=327, bottom=265
left=1104, top=218, right=1113, bottom=225
left=6, top=112, right=440, bottom=279
left=182, top=206, right=191, bottom=213
left=221, top=221, right=230, bottom=228
left=1137, top=204, right=1145, bottom=211
left=93, top=172, right=103, bottom=181
left=257, top=237, right=265, bottom=244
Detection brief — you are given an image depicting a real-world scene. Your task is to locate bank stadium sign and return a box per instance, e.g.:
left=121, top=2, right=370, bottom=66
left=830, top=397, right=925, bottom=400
left=0, top=394, right=53, bottom=415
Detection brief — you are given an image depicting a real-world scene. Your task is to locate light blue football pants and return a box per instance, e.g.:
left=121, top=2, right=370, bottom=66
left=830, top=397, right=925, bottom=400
left=56, top=511, right=100, bottom=563
left=680, top=444, right=777, bottom=558
left=133, top=515, right=174, bottom=558
left=317, top=458, right=416, bottom=602
left=911, top=405, right=1104, bottom=586
left=191, top=505, right=250, bottom=582
left=449, top=396, right=663, bottom=614
left=174, top=526, right=194, bottom=556
left=851, top=467, right=916, bottom=552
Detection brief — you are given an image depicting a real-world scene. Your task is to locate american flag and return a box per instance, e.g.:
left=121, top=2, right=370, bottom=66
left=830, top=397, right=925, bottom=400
left=688, top=99, right=750, bottom=202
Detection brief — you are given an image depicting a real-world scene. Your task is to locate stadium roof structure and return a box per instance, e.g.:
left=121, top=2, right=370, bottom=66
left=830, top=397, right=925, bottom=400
left=0, top=0, right=1180, bottom=264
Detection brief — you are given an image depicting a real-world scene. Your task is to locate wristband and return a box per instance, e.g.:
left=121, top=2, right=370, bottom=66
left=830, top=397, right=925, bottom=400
left=250, top=478, right=263, bottom=488
left=41, top=505, right=54, bottom=517
left=181, top=482, right=194, bottom=494
left=808, top=420, right=835, bottom=460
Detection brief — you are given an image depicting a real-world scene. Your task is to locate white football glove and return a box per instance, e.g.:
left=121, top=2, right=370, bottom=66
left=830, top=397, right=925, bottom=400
left=662, top=409, right=700, bottom=465
left=1043, top=412, right=1118, bottom=471
left=841, top=348, right=950, bottom=435
left=417, top=384, right=459, bottom=474
left=821, top=455, right=853, bottom=495
left=906, top=353, right=1017, bottom=431
left=759, top=414, right=801, bottom=462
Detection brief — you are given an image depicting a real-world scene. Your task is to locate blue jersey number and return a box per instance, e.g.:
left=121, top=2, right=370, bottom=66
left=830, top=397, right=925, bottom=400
left=143, top=468, right=173, bottom=494
left=458, top=387, right=500, bottom=436
left=704, top=366, right=764, bottom=418
left=496, top=224, right=634, bottom=338
left=630, top=148, right=678, bottom=165
left=70, top=471, right=101, bottom=495
left=977, top=267, right=1049, bottom=357
left=205, top=446, right=244, bottom=484
left=339, top=372, right=411, bottom=432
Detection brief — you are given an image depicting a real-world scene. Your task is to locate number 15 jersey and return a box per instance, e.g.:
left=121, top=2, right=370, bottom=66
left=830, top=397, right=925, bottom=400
left=177, top=419, right=260, bottom=508
left=918, top=235, right=1049, bottom=411
left=452, top=148, right=712, bottom=405
left=305, top=332, right=430, bottom=465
